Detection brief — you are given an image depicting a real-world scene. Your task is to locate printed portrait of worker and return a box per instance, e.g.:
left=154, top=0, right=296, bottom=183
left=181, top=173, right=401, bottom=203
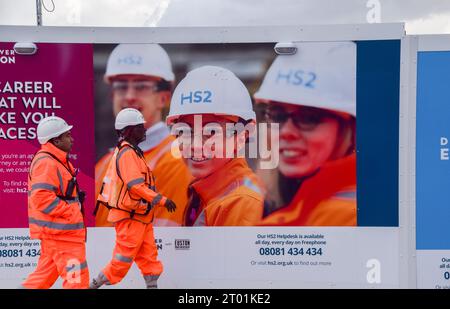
left=254, top=41, right=357, bottom=226
left=166, top=66, right=265, bottom=226
left=94, top=44, right=192, bottom=227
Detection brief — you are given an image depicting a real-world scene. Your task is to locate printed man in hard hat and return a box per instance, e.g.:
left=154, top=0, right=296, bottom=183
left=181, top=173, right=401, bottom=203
left=21, top=116, right=89, bottom=289
left=166, top=66, right=264, bottom=226
left=254, top=41, right=357, bottom=226
left=95, top=43, right=191, bottom=227
left=91, top=108, right=176, bottom=289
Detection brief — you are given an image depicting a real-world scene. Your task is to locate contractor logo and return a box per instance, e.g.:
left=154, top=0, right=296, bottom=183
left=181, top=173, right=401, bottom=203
left=0, top=49, right=15, bottom=64
left=175, top=239, right=190, bottom=250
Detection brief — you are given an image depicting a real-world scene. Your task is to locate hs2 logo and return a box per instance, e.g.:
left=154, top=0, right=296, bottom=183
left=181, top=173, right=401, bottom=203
left=180, top=90, right=212, bottom=105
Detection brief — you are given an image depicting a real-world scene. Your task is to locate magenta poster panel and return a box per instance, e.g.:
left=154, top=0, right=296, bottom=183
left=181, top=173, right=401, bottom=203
left=0, top=43, right=95, bottom=228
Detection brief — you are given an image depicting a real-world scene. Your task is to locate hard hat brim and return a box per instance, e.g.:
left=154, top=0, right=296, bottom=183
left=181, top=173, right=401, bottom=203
left=166, top=111, right=256, bottom=125
left=38, top=124, right=73, bottom=145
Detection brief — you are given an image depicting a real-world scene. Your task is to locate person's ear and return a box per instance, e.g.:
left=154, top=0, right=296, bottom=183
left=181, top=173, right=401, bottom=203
left=157, top=91, right=171, bottom=109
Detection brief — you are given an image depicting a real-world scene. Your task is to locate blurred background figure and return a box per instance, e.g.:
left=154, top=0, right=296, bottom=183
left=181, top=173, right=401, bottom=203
left=95, top=43, right=191, bottom=226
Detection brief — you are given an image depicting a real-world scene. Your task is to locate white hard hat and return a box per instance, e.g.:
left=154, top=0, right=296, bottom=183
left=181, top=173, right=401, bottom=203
left=37, top=116, right=73, bottom=145
left=166, top=66, right=256, bottom=124
left=254, top=41, right=356, bottom=117
left=115, top=108, right=146, bottom=130
left=104, top=44, right=175, bottom=83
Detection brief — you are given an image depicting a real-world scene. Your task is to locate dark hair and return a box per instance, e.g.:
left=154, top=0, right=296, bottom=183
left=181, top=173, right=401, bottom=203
left=279, top=173, right=303, bottom=206
left=156, top=80, right=172, bottom=92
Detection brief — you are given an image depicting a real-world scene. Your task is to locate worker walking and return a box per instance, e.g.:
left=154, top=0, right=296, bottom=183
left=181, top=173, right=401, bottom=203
left=95, top=43, right=191, bottom=227
left=21, top=116, right=89, bottom=289
left=166, top=66, right=264, bottom=226
left=91, top=108, right=176, bottom=289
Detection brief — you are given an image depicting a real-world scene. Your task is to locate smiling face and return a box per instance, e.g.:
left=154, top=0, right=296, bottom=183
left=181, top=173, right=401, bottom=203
left=111, top=74, right=170, bottom=129
left=267, top=102, right=341, bottom=178
left=176, top=114, right=239, bottom=179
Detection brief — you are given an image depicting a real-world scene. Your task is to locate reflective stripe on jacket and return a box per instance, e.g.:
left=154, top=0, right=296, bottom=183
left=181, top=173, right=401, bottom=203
left=95, top=134, right=191, bottom=227
left=28, top=143, right=85, bottom=243
left=98, top=141, right=167, bottom=224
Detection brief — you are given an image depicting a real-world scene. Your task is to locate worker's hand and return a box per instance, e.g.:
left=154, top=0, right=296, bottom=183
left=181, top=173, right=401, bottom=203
left=164, top=198, right=176, bottom=213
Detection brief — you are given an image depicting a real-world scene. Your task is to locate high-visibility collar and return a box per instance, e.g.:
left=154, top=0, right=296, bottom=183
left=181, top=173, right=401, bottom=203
left=119, top=140, right=143, bottom=157
left=292, top=153, right=356, bottom=203
left=269, top=153, right=356, bottom=223
left=40, top=142, right=70, bottom=165
left=190, top=158, right=252, bottom=204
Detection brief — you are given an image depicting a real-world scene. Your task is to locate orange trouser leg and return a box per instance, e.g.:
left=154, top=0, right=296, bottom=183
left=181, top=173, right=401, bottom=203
left=21, top=240, right=59, bottom=289
left=21, top=239, right=88, bottom=289
left=52, top=240, right=89, bottom=289
left=102, top=219, right=146, bottom=285
left=134, top=223, right=163, bottom=276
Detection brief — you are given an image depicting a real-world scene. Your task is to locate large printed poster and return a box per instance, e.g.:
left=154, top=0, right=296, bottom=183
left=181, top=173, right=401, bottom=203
left=416, top=50, right=450, bottom=289
left=0, top=43, right=95, bottom=227
left=0, top=40, right=401, bottom=288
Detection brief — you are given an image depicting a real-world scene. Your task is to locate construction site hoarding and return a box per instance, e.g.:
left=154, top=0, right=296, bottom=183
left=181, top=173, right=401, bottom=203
left=0, top=24, right=408, bottom=288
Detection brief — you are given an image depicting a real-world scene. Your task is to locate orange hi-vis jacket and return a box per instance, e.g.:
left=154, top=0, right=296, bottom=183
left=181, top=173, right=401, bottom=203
left=28, top=143, right=86, bottom=243
left=259, top=154, right=357, bottom=226
left=185, top=158, right=264, bottom=226
left=97, top=141, right=168, bottom=224
left=95, top=127, right=191, bottom=227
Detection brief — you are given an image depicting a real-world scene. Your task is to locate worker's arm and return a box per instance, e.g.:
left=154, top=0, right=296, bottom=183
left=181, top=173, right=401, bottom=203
left=28, top=158, right=73, bottom=218
left=117, top=147, right=167, bottom=207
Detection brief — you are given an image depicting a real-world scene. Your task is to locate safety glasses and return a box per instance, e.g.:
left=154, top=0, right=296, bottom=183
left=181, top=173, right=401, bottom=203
left=111, top=80, right=159, bottom=95
left=264, top=105, right=338, bottom=131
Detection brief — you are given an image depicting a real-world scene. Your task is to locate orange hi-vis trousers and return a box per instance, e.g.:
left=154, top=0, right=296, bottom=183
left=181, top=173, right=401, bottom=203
left=101, top=219, right=163, bottom=285
left=21, top=239, right=89, bottom=289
